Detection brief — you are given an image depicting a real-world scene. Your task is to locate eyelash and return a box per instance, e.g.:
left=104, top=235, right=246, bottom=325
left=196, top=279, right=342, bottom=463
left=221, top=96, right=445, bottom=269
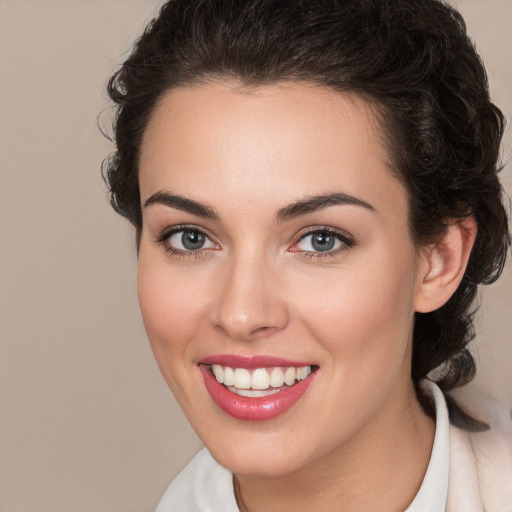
left=156, top=225, right=218, bottom=259
left=156, top=225, right=354, bottom=260
left=290, top=226, right=354, bottom=260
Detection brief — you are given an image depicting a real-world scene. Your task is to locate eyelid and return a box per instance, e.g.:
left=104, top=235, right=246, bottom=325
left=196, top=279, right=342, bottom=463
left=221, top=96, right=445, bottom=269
left=156, top=223, right=214, bottom=241
left=156, top=224, right=220, bottom=255
left=288, top=225, right=354, bottom=255
left=155, top=224, right=353, bottom=259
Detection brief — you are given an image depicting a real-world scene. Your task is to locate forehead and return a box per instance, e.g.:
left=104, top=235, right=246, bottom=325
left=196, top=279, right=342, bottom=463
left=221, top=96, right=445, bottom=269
left=138, top=81, right=405, bottom=218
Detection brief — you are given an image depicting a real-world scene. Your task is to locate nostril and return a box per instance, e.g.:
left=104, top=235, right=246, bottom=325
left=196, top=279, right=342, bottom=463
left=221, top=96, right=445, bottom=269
left=210, top=282, right=289, bottom=340
left=252, top=325, right=274, bottom=336
left=212, top=319, right=282, bottom=341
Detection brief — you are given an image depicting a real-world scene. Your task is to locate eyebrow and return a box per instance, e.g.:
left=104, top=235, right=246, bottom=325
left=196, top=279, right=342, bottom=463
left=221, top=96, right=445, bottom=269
left=143, top=191, right=219, bottom=220
left=143, top=190, right=374, bottom=222
left=275, top=192, right=375, bottom=222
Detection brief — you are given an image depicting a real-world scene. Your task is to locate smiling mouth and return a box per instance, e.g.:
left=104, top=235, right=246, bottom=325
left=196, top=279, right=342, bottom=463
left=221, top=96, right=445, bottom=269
left=207, top=364, right=318, bottom=397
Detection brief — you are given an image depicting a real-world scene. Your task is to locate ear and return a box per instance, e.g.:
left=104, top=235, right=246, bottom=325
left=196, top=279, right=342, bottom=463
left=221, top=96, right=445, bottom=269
left=414, top=217, right=477, bottom=313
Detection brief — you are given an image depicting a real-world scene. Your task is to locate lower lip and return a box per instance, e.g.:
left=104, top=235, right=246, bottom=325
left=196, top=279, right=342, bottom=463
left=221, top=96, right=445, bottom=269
left=199, top=365, right=317, bottom=421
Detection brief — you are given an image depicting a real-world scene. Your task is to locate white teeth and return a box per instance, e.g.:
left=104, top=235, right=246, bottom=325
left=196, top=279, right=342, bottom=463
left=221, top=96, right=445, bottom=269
left=251, top=368, right=270, bottom=390
left=211, top=364, right=313, bottom=391
left=223, top=366, right=235, bottom=386
left=297, top=366, right=311, bottom=381
left=269, top=367, right=285, bottom=388
left=212, top=364, right=224, bottom=384
left=230, top=387, right=282, bottom=397
left=284, top=367, right=296, bottom=386
left=233, top=368, right=251, bottom=389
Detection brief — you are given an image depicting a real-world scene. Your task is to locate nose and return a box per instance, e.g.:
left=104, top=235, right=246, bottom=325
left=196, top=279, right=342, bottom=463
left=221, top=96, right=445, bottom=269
left=211, top=251, right=289, bottom=341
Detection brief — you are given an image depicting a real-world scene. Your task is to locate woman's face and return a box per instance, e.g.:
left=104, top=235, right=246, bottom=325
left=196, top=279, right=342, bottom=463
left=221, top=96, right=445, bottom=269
left=137, top=82, right=428, bottom=477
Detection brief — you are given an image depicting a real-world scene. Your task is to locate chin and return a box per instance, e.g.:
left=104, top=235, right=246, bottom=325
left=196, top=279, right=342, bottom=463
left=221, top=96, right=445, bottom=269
left=209, top=442, right=311, bottom=478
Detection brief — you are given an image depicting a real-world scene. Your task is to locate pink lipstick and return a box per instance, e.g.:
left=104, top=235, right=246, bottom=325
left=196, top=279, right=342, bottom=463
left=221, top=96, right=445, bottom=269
left=199, top=355, right=317, bottom=421
left=200, top=354, right=313, bottom=369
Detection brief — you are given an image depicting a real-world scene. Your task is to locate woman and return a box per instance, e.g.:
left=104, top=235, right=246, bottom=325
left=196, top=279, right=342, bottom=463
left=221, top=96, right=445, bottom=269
left=104, top=0, right=511, bottom=510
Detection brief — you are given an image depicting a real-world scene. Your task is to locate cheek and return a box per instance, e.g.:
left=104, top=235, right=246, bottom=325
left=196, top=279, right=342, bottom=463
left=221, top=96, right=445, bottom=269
left=136, top=253, right=209, bottom=368
left=294, top=250, right=418, bottom=372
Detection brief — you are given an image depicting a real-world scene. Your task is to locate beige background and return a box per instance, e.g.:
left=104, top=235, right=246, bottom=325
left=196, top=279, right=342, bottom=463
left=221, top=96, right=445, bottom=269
left=0, top=1, right=510, bottom=511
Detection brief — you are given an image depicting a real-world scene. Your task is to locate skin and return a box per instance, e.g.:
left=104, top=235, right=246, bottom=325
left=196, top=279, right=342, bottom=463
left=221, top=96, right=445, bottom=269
left=136, top=81, right=466, bottom=511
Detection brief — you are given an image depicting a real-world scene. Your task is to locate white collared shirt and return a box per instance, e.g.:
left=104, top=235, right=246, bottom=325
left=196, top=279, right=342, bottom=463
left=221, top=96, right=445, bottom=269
left=156, top=381, right=512, bottom=512
left=405, top=380, right=449, bottom=511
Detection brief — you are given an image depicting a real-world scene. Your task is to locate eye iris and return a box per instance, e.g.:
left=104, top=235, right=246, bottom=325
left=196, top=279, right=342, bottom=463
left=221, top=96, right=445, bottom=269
left=311, top=232, right=335, bottom=251
left=182, top=230, right=205, bottom=250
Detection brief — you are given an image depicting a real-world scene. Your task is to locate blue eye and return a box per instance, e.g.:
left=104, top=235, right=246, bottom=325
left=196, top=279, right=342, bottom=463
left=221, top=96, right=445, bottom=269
left=292, top=229, right=353, bottom=255
left=176, top=230, right=206, bottom=250
left=163, top=228, right=218, bottom=252
left=304, top=232, right=337, bottom=252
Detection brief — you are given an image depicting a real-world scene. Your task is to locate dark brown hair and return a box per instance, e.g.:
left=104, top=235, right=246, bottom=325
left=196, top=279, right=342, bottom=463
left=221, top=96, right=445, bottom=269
left=103, top=0, right=510, bottom=396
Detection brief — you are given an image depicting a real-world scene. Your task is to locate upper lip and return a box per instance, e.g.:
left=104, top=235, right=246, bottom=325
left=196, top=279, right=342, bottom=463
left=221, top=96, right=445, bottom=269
left=200, top=354, right=314, bottom=369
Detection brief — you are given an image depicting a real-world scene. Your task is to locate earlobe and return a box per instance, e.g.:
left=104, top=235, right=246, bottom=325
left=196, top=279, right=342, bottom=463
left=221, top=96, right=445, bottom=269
left=414, top=217, right=477, bottom=313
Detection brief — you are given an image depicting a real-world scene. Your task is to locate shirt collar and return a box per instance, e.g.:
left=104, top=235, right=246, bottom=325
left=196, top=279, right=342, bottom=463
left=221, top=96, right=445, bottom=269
left=405, top=380, right=450, bottom=512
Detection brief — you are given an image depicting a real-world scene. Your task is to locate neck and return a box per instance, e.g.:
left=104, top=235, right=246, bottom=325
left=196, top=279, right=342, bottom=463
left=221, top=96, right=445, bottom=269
left=234, top=380, right=435, bottom=512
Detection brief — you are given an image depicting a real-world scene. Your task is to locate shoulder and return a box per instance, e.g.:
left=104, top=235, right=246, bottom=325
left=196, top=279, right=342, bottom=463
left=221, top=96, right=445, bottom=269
left=447, top=385, right=512, bottom=512
left=155, top=448, right=239, bottom=512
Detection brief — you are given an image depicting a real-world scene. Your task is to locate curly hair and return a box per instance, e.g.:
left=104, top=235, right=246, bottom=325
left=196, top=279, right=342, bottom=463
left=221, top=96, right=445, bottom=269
left=103, top=0, right=510, bottom=396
